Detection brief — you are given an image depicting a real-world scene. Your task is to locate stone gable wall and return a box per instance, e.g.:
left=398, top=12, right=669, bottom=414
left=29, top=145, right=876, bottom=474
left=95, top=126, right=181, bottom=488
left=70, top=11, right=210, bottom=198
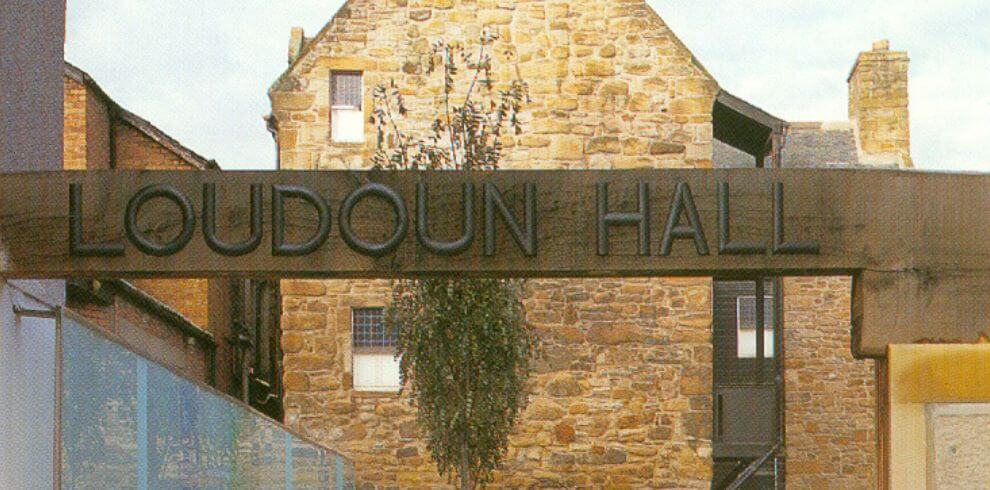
left=271, top=1, right=877, bottom=487
left=269, top=0, right=719, bottom=171
left=272, top=1, right=718, bottom=487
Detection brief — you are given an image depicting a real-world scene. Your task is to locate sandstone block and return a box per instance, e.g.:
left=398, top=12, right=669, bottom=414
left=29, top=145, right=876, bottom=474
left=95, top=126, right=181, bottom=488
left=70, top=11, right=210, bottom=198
left=528, top=401, right=566, bottom=421
left=546, top=373, right=584, bottom=397
left=586, top=136, right=621, bottom=154
left=282, top=279, right=327, bottom=297
left=479, top=10, right=514, bottom=25
left=650, top=141, right=686, bottom=155
left=577, top=60, right=615, bottom=77
left=587, top=323, right=640, bottom=344
left=549, top=136, right=584, bottom=160
left=271, top=93, right=315, bottom=111
left=554, top=422, right=576, bottom=444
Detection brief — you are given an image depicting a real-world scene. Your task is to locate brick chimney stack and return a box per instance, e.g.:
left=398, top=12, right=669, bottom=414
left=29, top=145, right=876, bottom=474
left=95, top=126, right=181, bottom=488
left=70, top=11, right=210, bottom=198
left=848, top=40, right=912, bottom=168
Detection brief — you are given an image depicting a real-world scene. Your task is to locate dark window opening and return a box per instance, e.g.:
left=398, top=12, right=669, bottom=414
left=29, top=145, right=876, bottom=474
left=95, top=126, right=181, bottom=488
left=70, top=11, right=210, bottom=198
left=712, top=278, right=785, bottom=489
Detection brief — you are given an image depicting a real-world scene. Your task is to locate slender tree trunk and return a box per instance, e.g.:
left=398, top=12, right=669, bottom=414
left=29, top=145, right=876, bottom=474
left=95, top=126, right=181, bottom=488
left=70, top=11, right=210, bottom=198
left=460, top=443, right=474, bottom=490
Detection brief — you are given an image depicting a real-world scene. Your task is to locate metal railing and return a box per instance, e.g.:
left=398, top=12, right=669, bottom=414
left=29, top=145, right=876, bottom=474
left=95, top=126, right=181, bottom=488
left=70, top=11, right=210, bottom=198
left=716, top=443, right=782, bottom=490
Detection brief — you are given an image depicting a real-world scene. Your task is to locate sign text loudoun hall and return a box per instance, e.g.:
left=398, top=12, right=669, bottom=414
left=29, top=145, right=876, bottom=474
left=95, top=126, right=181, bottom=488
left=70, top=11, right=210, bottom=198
left=1, top=168, right=990, bottom=355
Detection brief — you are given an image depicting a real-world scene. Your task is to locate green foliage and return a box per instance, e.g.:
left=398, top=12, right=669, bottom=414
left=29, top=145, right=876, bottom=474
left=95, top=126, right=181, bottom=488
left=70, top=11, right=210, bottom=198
left=387, top=279, right=535, bottom=488
left=372, top=31, right=537, bottom=488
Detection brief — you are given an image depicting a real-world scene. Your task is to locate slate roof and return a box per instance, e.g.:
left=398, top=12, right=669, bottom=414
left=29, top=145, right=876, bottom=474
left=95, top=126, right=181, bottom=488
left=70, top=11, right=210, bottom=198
left=715, top=120, right=882, bottom=169
left=780, top=122, right=860, bottom=168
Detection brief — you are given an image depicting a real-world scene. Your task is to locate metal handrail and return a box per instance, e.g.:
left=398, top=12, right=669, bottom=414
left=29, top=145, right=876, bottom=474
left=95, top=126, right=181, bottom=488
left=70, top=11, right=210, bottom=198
left=722, top=442, right=781, bottom=490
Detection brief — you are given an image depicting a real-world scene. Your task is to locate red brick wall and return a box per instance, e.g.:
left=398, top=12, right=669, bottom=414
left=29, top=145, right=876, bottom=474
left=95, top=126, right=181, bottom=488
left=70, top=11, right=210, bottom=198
left=130, top=279, right=211, bottom=333
left=67, top=289, right=212, bottom=382
left=84, top=84, right=112, bottom=169
left=62, top=75, right=212, bottom=333
left=63, top=77, right=87, bottom=170
left=114, top=122, right=193, bottom=170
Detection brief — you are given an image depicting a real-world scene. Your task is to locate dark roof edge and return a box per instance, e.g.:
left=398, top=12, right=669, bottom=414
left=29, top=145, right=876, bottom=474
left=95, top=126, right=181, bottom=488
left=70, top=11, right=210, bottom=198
left=63, top=61, right=220, bottom=170
left=715, top=89, right=788, bottom=134
left=106, top=279, right=216, bottom=347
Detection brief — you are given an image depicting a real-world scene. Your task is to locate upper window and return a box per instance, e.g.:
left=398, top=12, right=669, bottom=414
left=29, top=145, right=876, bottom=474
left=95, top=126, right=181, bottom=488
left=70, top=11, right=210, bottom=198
left=351, top=307, right=401, bottom=392
left=331, top=72, right=364, bottom=144
left=736, top=295, right=775, bottom=358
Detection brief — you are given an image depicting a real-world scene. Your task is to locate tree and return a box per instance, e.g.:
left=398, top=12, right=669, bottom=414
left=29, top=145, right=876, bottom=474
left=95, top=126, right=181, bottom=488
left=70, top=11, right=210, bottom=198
left=371, top=32, right=537, bottom=489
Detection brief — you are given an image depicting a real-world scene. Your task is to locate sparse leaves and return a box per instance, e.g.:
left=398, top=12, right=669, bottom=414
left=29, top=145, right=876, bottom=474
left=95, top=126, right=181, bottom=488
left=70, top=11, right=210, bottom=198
left=377, top=31, right=536, bottom=489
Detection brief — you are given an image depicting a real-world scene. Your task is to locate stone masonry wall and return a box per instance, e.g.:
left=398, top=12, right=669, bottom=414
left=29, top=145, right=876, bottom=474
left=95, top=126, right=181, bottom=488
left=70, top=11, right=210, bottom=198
left=272, top=1, right=879, bottom=487
left=848, top=40, right=911, bottom=168
left=269, top=0, right=719, bottom=171
left=282, top=278, right=713, bottom=488
left=272, top=1, right=718, bottom=487
left=784, top=277, right=876, bottom=489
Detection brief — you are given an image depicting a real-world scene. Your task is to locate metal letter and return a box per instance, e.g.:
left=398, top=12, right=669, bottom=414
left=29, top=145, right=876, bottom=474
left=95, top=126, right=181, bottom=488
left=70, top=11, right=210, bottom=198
left=69, top=183, right=125, bottom=257
left=339, top=183, right=409, bottom=257
left=416, top=182, right=474, bottom=256
left=660, top=182, right=709, bottom=256
left=202, top=183, right=263, bottom=256
left=271, top=184, right=331, bottom=257
left=718, top=182, right=767, bottom=255
left=484, top=182, right=536, bottom=257
left=597, top=182, right=650, bottom=256
left=124, top=184, right=196, bottom=257
left=772, top=182, right=820, bottom=255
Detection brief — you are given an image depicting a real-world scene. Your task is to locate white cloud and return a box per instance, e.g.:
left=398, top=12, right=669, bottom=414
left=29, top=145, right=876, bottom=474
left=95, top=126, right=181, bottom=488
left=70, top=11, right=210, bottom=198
left=66, top=1, right=990, bottom=172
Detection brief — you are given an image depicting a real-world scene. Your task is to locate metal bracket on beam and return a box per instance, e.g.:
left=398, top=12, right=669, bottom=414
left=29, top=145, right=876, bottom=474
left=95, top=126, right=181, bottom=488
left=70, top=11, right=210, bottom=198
left=12, top=303, right=59, bottom=319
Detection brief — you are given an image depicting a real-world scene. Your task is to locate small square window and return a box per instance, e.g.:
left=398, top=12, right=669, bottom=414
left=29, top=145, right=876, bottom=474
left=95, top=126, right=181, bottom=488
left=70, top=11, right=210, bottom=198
left=352, top=307, right=394, bottom=350
left=352, top=307, right=401, bottom=392
left=332, top=72, right=363, bottom=109
left=331, top=71, right=364, bottom=143
left=736, top=296, right=775, bottom=359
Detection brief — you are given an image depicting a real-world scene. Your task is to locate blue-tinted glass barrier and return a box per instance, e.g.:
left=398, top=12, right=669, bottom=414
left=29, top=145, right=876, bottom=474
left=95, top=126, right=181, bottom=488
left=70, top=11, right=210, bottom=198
left=61, top=313, right=355, bottom=489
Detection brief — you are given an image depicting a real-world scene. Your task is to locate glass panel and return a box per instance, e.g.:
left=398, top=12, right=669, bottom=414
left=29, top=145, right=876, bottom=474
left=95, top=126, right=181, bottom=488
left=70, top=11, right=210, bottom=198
left=736, top=295, right=775, bottom=358
left=352, top=307, right=394, bottom=350
left=332, top=72, right=362, bottom=108
left=60, top=312, right=354, bottom=488
left=147, top=362, right=236, bottom=487
left=0, top=293, right=55, bottom=489
left=61, top=317, right=139, bottom=488
left=331, top=107, right=365, bottom=144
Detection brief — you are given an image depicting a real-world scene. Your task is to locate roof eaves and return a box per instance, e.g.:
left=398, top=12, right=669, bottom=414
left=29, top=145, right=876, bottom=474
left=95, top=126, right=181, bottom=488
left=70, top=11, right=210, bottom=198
left=107, top=279, right=216, bottom=347
left=715, top=90, right=787, bottom=134
left=64, top=61, right=220, bottom=170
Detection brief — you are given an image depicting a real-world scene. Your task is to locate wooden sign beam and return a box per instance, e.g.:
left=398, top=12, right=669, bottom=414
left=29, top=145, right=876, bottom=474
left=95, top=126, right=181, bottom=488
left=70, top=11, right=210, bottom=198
left=1, top=168, right=988, bottom=356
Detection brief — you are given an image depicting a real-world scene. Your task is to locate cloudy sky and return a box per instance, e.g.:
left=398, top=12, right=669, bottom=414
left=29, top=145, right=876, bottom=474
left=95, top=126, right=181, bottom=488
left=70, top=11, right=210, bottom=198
left=66, top=1, right=990, bottom=172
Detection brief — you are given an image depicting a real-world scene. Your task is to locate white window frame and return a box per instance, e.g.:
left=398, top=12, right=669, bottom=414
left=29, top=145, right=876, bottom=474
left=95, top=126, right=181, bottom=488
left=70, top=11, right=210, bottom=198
left=351, top=307, right=401, bottom=393
left=331, top=71, right=365, bottom=144
left=736, top=295, right=776, bottom=359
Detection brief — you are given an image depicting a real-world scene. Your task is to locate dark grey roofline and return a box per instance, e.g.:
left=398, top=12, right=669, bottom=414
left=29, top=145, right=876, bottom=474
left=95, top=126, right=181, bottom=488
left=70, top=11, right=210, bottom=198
left=107, top=279, right=216, bottom=347
left=715, top=90, right=787, bottom=134
left=63, top=62, right=220, bottom=170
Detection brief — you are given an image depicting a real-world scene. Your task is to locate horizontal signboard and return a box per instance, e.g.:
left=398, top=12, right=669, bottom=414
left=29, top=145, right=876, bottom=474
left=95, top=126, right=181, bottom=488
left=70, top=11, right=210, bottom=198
left=1, top=168, right=988, bottom=355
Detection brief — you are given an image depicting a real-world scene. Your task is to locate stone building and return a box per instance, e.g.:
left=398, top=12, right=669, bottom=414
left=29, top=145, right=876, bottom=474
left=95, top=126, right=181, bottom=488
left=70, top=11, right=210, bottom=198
left=267, top=2, right=911, bottom=487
